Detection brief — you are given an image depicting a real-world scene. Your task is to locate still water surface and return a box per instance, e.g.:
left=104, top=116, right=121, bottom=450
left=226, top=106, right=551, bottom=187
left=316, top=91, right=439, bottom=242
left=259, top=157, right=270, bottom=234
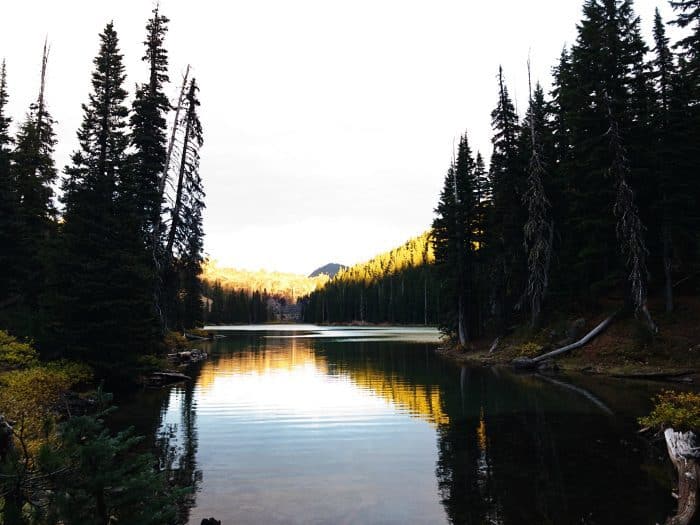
left=118, top=326, right=675, bottom=524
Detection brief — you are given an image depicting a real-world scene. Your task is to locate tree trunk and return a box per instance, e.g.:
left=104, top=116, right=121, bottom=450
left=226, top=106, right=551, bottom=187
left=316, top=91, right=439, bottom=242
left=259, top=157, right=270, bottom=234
left=663, top=224, right=674, bottom=313
left=457, top=294, right=467, bottom=346
left=512, top=312, right=617, bottom=369
left=664, top=428, right=699, bottom=525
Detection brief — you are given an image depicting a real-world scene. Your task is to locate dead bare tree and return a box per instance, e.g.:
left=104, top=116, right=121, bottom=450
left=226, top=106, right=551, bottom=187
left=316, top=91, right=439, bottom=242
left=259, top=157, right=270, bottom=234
left=522, top=60, right=553, bottom=327
left=605, top=94, right=657, bottom=333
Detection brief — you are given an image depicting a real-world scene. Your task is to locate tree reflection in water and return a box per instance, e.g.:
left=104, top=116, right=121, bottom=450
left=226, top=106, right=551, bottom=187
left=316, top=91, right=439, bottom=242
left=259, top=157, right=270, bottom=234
left=119, top=331, right=675, bottom=525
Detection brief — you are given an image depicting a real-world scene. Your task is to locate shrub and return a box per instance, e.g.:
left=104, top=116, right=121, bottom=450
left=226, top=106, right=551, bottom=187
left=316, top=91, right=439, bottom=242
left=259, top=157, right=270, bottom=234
left=518, top=342, right=542, bottom=358
left=0, top=330, right=38, bottom=369
left=639, top=390, right=700, bottom=433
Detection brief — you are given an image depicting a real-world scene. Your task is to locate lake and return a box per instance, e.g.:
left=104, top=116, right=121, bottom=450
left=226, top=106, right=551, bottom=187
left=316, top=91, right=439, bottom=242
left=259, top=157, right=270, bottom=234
left=117, top=325, right=676, bottom=524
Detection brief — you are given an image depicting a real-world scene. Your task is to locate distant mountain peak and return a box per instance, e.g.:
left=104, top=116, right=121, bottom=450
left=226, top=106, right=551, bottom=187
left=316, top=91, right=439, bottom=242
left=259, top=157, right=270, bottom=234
left=309, top=263, right=346, bottom=279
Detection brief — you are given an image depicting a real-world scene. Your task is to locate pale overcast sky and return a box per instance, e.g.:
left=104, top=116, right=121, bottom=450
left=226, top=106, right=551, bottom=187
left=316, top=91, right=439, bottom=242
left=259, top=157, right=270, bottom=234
left=1, top=0, right=678, bottom=274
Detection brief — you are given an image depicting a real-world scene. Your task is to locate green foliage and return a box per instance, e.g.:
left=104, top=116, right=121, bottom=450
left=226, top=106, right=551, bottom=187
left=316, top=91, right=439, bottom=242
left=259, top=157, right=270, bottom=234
left=639, top=390, right=700, bottom=432
left=0, top=331, right=37, bottom=369
left=39, top=414, right=182, bottom=525
left=304, top=232, right=439, bottom=325
left=518, top=342, right=543, bottom=358
left=163, top=331, right=189, bottom=351
left=0, top=361, right=92, bottom=444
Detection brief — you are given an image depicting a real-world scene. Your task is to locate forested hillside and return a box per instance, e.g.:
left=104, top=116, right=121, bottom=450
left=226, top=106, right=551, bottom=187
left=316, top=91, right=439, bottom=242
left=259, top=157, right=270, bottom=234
left=203, top=261, right=328, bottom=300
left=303, top=232, right=438, bottom=324
left=432, top=0, right=700, bottom=346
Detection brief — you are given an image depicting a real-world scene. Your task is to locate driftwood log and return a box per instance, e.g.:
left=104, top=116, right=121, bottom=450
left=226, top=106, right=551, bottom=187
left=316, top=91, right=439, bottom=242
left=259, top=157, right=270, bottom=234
left=513, top=313, right=617, bottom=370
left=664, top=428, right=700, bottom=525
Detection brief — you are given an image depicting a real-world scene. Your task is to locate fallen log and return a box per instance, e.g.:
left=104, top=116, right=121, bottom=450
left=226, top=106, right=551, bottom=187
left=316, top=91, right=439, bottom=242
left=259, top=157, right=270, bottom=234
left=664, top=428, right=700, bottom=525
left=513, top=312, right=618, bottom=370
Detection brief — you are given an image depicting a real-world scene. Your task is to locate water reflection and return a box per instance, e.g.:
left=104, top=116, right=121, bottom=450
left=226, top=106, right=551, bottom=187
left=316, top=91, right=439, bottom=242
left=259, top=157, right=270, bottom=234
left=117, top=327, right=675, bottom=525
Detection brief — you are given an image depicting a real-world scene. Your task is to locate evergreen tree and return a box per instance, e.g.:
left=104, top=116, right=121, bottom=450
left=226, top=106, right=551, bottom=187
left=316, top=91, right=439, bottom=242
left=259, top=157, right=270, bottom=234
left=670, top=0, right=700, bottom=84
left=54, top=23, right=156, bottom=362
left=488, top=66, right=525, bottom=329
left=128, top=6, right=171, bottom=333
left=0, top=60, right=21, bottom=306
left=129, top=6, right=170, bottom=246
left=432, top=133, right=479, bottom=344
left=12, top=41, right=57, bottom=306
left=42, top=412, right=180, bottom=525
left=669, top=0, right=700, bottom=283
left=652, top=9, right=679, bottom=312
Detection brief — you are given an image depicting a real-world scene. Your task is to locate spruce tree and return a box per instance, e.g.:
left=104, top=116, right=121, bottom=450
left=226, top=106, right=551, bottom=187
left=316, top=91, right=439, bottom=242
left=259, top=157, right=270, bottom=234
left=651, top=10, right=680, bottom=312
left=432, top=133, right=478, bottom=345
left=55, top=23, right=155, bottom=362
left=488, top=66, right=525, bottom=329
left=669, top=0, right=700, bottom=283
left=129, top=5, right=170, bottom=247
left=0, top=60, right=21, bottom=306
left=12, top=41, right=57, bottom=306
left=128, top=6, right=171, bottom=333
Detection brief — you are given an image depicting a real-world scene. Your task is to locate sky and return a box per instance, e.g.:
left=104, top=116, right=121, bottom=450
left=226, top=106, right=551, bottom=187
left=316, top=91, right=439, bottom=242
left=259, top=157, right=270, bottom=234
left=1, top=0, right=679, bottom=275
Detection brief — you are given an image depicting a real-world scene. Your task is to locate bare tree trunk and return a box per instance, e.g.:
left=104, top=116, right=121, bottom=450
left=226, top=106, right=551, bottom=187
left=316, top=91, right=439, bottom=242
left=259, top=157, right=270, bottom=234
left=165, top=79, right=195, bottom=259
left=664, top=428, right=699, bottom=525
left=457, top=294, right=467, bottom=346
left=663, top=223, right=674, bottom=313
left=424, top=276, right=428, bottom=326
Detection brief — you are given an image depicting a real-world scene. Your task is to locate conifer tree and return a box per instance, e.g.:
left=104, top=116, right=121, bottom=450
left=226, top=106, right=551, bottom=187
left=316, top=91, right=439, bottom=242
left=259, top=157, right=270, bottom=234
left=0, top=60, right=21, bottom=306
left=652, top=9, right=678, bottom=312
left=128, top=6, right=172, bottom=333
left=55, top=23, right=155, bottom=361
left=129, top=5, right=170, bottom=247
left=521, top=82, right=553, bottom=327
left=488, top=67, right=524, bottom=329
left=432, top=133, right=478, bottom=344
left=12, top=41, right=57, bottom=306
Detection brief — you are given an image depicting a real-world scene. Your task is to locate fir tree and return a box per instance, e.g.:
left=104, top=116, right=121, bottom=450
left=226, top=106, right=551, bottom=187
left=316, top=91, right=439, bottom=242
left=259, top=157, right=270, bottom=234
left=488, top=66, right=525, bottom=329
left=652, top=9, right=678, bottom=313
left=0, top=59, right=21, bottom=306
left=129, top=5, right=170, bottom=247
left=432, top=133, right=478, bottom=344
left=55, top=23, right=156, bottom=361
left=12, top=41, right=57, bottom=306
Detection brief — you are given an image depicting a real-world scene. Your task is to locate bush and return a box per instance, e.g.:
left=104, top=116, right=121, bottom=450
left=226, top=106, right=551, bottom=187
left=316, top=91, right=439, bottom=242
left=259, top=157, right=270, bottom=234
left=0, top=330, right=38, bottom=369
left=163, top=331, right=188, bottom=351
left=639, top=390, right=700, bottom=433
left=518, top=342, right=542, bottom=358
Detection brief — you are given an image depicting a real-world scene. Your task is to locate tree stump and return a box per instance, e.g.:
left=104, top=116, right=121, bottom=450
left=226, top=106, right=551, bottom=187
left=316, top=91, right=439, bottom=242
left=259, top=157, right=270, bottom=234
left=664, top=428, right=700, bottom=525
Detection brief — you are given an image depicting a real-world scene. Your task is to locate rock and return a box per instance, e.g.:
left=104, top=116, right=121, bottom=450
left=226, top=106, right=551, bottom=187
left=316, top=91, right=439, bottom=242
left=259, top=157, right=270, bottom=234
left=512, top=357, right=537, bottom=370
left=201, top=519, right=221, bottom=525
left=566, top=318, right=586, bottom=341
left=0, top=415, right=14, bottom=461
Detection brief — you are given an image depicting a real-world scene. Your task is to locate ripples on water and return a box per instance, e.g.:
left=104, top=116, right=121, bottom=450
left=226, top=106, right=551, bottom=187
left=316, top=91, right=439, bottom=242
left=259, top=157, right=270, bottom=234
left=120, top=326, right=676, bottom=525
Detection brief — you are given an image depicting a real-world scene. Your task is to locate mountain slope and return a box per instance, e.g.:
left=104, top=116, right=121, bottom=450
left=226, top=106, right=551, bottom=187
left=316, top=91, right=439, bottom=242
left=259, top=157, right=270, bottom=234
left=309, top=263, right=346, bottom=279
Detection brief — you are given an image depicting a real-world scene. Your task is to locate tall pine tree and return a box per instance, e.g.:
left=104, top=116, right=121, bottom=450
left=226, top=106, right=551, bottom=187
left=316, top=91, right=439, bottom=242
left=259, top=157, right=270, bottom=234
left=12, top=41, right=57, bottom=307
left=54, top=23, right=156, bottom=362
left=488, top=66, right=525, bottom=330
left=0, top=59, right=21, bottom=307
